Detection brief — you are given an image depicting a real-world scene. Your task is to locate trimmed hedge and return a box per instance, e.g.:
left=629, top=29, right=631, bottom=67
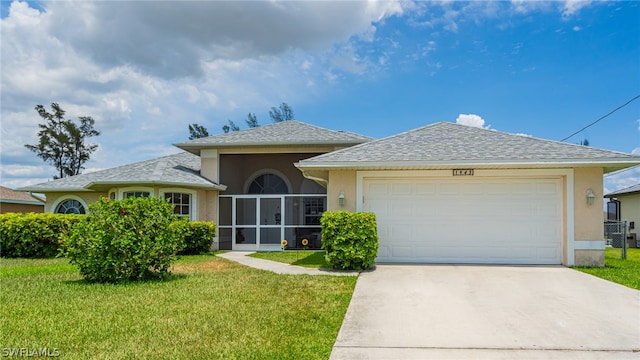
left=0, top=213, right=81, bottom=258
left=1, top=208, right=216, bottom=261
left=177, top=221, right=216, bottom=255
left=320, top=211, right=378, bottom=271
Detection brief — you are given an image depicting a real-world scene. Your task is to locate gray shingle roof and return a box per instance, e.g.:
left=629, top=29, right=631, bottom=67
left=18, top=152, right=225, bottom=192
left=605, top=182, right=640, bottom=197
left=297, top=122, right=640, bottom=172
left=175, top=120, right=372, bottom=152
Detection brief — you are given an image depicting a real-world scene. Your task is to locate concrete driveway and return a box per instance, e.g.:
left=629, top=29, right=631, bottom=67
left=331, top=265, right=640, bottom=359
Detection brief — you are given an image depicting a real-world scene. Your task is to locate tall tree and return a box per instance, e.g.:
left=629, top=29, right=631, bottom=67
left=222, top=120, right=240, bottom=133
left=269, top=102, right=294, bottom=122
left=188, top=123, right=210, bottom=139
left=25, top=103, right=100, bottom=179
left=246, top=113, right=259, bottom=128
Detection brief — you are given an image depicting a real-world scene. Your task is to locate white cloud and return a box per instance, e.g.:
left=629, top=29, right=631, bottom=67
left=632, top=148, right=640, bottom=155
left=561, top=1, right=591, bottom=19
left=0, top=0, right=407, bottom=188
left=300, top=60, right=313, bottom=70
left=456, top=114, right=490, bottom=129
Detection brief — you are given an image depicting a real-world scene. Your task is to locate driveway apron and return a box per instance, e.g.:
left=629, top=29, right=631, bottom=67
left=331, top=265, right=640, bottom=359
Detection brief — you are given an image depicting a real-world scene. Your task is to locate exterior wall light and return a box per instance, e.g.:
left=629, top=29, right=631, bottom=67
left=586, top=189, right=596, bottom=205
left=338, top=191, right=345, bottom=207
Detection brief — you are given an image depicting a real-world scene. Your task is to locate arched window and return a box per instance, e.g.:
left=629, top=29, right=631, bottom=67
left=55, top=199, right=86, bottom=214
left=248, top=174, right=289, bottom=194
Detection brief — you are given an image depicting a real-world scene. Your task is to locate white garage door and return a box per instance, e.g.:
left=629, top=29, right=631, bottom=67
left=363, top=177, right=563, bottom=264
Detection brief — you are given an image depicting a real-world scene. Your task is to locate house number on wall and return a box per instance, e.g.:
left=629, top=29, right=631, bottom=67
left=453, top=169, right=474, bottom=176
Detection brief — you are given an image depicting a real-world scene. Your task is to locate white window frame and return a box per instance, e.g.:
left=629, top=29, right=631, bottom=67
left=119, top=187, right=154, bottom=199
left=243, top=169, right=292, bottom=195
left=159, top=188, right=197, bottom=221
left=50, top=195, right=88, bottom=214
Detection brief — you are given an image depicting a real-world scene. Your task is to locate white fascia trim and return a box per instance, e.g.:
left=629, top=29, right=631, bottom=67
left=299, top=159, right=640, bottom=170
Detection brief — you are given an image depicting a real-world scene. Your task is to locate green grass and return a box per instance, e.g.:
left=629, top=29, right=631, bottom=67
left=0, top=255, right=356, bottom=359
left=574, top=248, right=640, bottom=290
left=249, top=251, right=330, bottom=269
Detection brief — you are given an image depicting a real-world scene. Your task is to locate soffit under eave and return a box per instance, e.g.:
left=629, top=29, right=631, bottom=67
left=85, top=182, right=227, bottom=192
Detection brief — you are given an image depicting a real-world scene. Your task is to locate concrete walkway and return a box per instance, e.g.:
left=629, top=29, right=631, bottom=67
left=216, top=251, right=358, bottom=276
left=331, top=264, right=640, bottom=360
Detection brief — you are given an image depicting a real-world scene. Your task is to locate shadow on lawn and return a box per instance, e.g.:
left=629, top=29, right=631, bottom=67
left=63, top=272, right=189, bottom=286
left=291, top=252, right=329, bottom=268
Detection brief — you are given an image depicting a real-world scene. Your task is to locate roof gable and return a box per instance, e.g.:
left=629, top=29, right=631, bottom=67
left=175, top=120, right=371, bottom=151
left=18, top=152, right=225, bottom=192
left=297, top=122, right=640, bottom=172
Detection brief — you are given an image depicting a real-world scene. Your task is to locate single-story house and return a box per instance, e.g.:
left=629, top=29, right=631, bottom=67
left=1, top=186, right=45, bottom=213
left=20, top=120, right=640, bottom=266
left=604, top=183, right=639, bottom=247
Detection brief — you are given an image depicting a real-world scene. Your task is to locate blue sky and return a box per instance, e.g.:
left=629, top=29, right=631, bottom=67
left=1, top=1, right=638, bottom=194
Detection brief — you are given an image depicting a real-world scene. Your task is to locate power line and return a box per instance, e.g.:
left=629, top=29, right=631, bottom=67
left=560, top=94, right=640, bottom=142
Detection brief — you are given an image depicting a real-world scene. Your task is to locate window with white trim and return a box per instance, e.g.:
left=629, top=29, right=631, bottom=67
left=55, top=199, right=86, bottom=214
left=164, top=192, right=192, bottom=219
left=124, top=191, right=150, bottom=198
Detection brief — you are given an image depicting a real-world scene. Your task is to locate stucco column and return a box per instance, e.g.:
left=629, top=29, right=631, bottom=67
left=573, top=167, right=605, bottom=266
left=200, top=149, right=219, bottom=183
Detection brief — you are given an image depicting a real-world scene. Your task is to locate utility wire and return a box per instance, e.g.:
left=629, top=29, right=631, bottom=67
left=560, top=94, right=640, bottom=142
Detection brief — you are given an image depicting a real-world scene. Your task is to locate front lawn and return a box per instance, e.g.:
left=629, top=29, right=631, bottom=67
left=249, top=251, right=330, bottom=269
left=0, top=255, right=356, bottom=359
left=573, top=248, right=640, bottom=290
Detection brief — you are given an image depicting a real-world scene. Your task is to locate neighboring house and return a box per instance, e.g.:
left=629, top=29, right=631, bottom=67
left=20, top=120, right=640, bottom=266
left=0, top=186, right=45, bottom=214
left=604, top=183, right=640, bottom=247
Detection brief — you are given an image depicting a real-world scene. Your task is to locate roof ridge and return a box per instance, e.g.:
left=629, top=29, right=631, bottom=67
left=444, top=121, right=634, bottom=157
left=303, top=122, right=444, bottom=161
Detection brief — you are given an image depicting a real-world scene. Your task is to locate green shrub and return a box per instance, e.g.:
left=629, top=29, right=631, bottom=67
left=0, top=213, right=81, bottom=258
left=320, top=211, right=378, bottom=271
left=63, top=197, right=184, bottom=283
left=176, top=221, right=216, bottom=255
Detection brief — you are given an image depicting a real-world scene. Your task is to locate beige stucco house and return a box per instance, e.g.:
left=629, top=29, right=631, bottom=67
left=20, top=120, right=640, bottom=266
left=605, top=183, right=640, bottom=247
